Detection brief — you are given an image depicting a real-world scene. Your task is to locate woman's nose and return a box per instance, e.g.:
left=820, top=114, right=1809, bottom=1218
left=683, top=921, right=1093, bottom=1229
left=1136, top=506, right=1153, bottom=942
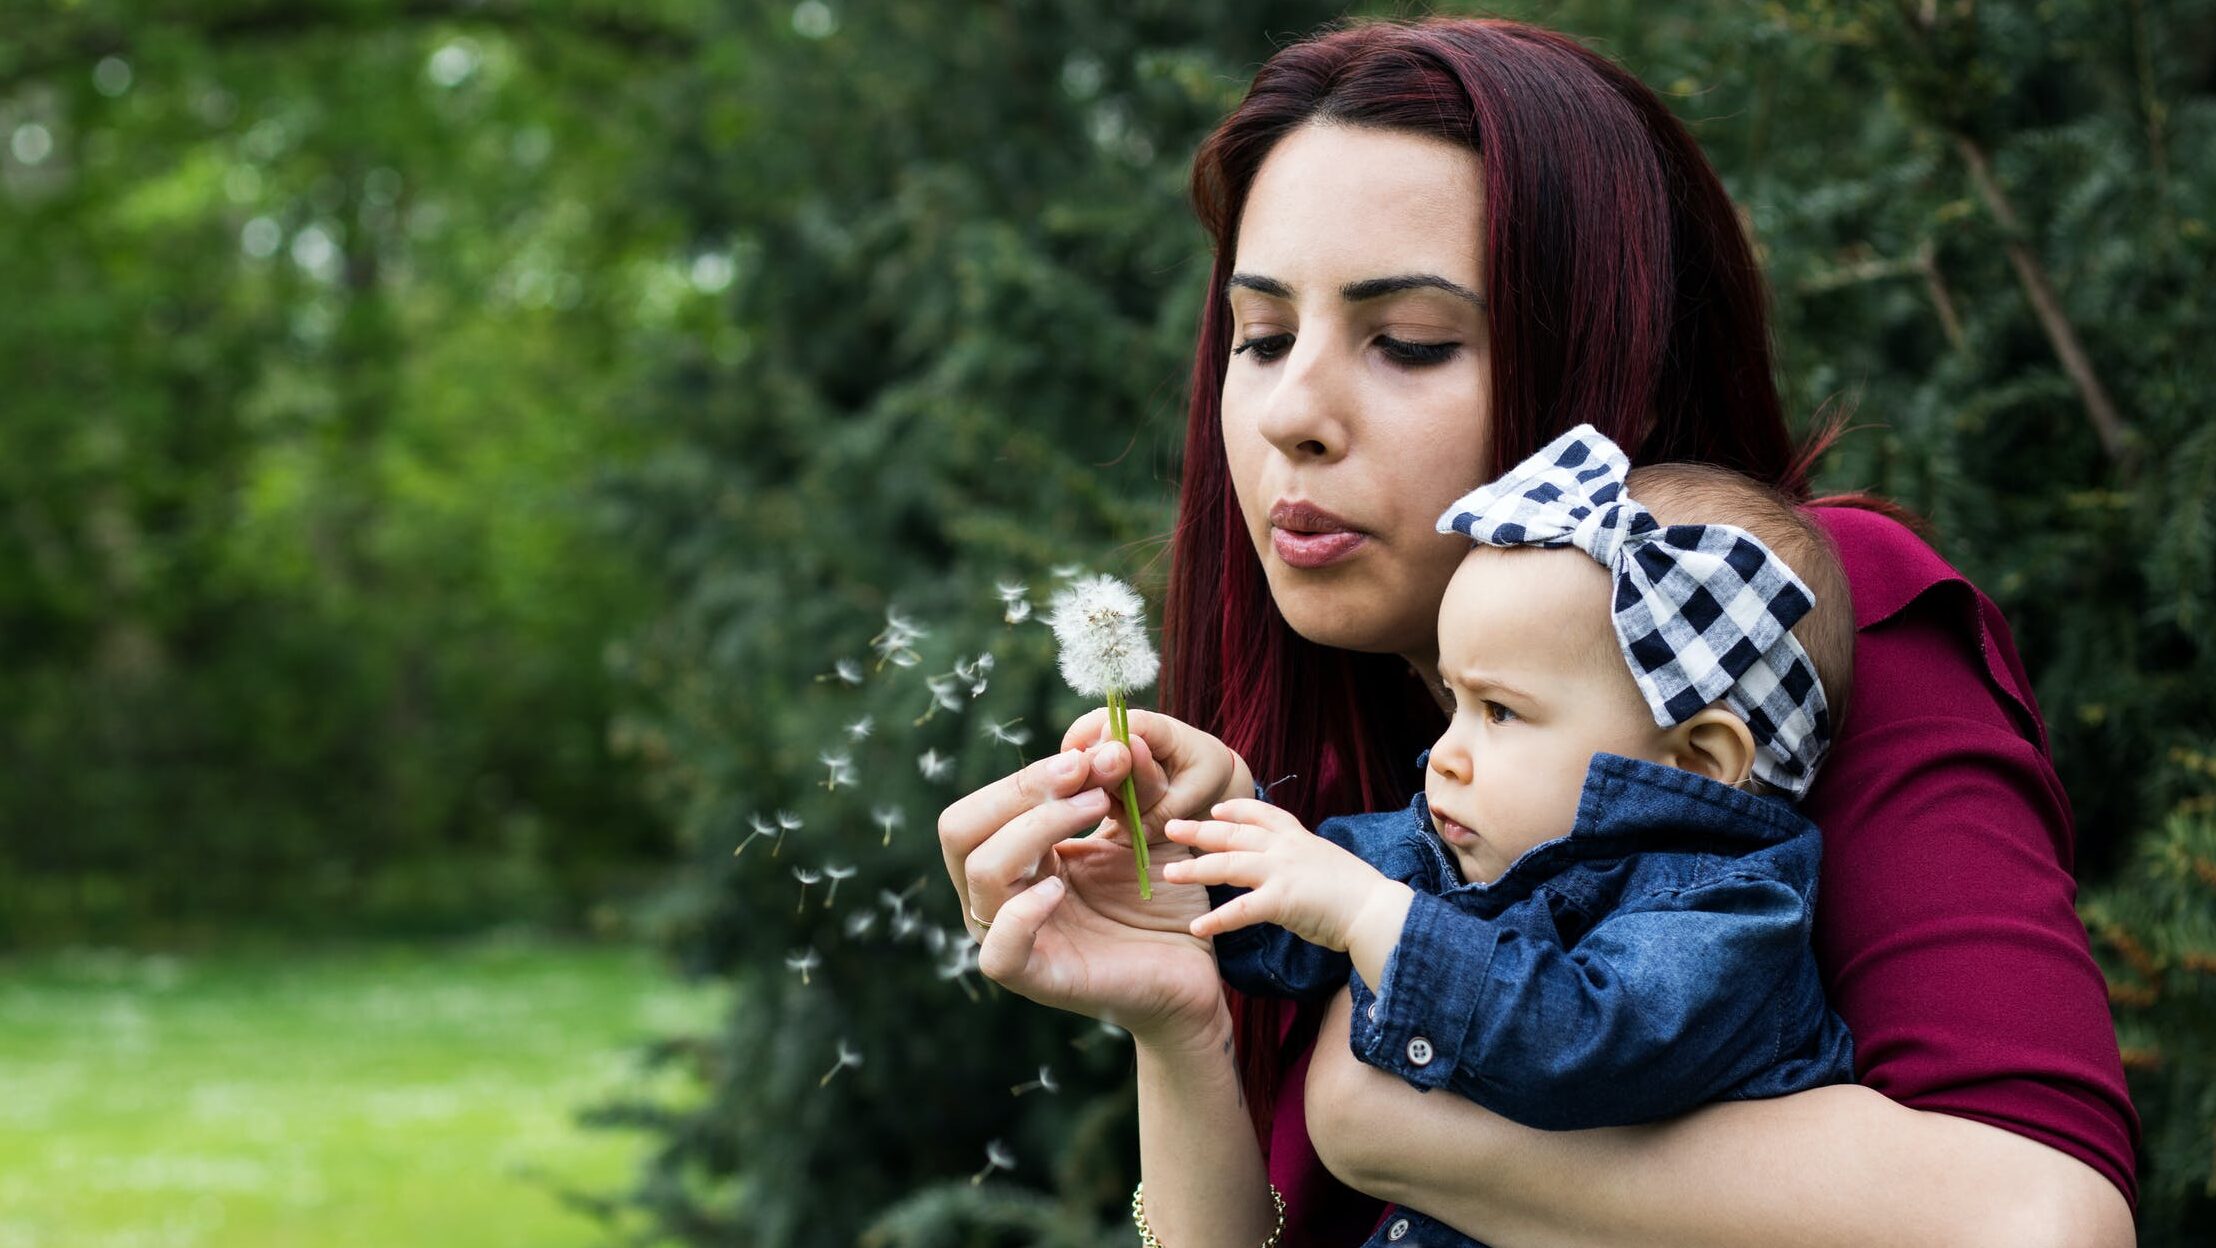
left=1255, top=331, right=1351, bottom=462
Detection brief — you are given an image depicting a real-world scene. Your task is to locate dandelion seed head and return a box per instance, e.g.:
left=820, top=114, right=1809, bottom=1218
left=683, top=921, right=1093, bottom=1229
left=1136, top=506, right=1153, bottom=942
left=871, top=806, right=904, bottom=831
left=776, top=811, right=804, bottom=831
left=793, top=867, right=823, bottom=885
left=845, top=715, right=873, bottom=741
left=1046, top=575, right=1159, bottom=696
left=784, top=948, right=821, bottom=977
left=749, top=814, right=776, bottom=835
left=823, top=864, right=857, bottom=882
left=834, top=659, right=863, bottom=685
left=985, top=1139, right=1016, bottom=1169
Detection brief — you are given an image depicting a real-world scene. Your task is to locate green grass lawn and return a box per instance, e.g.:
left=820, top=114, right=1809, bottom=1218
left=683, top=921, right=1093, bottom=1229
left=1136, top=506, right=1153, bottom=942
left=0, top=936, right=721, bottom=1248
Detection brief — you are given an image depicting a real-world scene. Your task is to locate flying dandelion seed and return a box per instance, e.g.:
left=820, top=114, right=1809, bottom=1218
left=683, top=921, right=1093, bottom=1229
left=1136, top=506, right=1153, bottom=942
left=1072, top=1020, right=1128, bottom=1051
left=773, top=810, right=803, bottom=857
left=937, top=940, right=981, bottom=1002
left=792, top=867, right=823, bottom=913
left=877, top=888, right=908, bottom=915
left=1050, top=563, right=1084, bottom=580
left=1003, top=599, right=1032, bottom=625
left=844, top=715, right=873, bottom=742
left=917, top=749, right=953, bottom=782
left=821, top=863, right=857, bottom=908
left=1046, top=574, right=1160, bottom=898
left=816, top=658, right=864, bottom=686
left=871, top=805, right=904, bottom=846
left=819, top=1039, right=863, bottom=1087
left=1011, top=1065, right=1060, bottom=1096
left=870, top=608, right=928, bottom=671
left=819, top=750, right=856, bottom=791
left=915, top=675, right=965, bottom=726
left=956, top=652, right=994, bottom=697
left=970, top=1139, right=1017, bottom=1185
left=922, top=925, right=948, bottom=956
left=734, top=813, right=776, bottom=857
left=891, top=910, right=922, bottom=940
left=983, top=718, right=1030, bottom=747
left=995, top=579, right=1027, bottom=604
left=843, top=910, right=877, bottom=939
left=785, top=948, right=821, bottom=986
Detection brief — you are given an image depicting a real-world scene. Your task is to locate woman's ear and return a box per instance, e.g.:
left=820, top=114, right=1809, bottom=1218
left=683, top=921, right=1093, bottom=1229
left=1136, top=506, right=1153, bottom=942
left=1661, top=707, right=1757, bottom=787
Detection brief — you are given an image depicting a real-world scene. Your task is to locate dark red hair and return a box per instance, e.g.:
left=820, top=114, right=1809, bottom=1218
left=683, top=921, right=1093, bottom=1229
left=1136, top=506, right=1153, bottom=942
left=1161, top=17, right=1812, bottom=1136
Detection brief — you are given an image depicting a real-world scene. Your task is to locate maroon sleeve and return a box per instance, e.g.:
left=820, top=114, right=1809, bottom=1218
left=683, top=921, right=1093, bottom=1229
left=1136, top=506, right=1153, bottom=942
left=1803, top=506, right=2140, bottom=1207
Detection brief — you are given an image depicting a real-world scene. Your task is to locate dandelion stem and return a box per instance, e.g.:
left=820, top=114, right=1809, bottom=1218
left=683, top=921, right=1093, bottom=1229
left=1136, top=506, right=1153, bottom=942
left=1107, top=688, right=1151, bottom=900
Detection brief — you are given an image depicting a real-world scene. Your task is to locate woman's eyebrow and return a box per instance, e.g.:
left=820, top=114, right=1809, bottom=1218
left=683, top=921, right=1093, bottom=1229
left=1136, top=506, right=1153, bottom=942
left=1225, top=272, right=1485, bottom=308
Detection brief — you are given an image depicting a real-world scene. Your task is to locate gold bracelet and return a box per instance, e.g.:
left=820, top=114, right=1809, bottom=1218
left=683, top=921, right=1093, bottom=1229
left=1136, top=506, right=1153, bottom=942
left=1131, top=1180, right=1285, bottom=1248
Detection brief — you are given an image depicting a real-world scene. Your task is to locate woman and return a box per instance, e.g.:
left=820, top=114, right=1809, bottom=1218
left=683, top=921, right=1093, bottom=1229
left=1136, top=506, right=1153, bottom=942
left=939, top=18, right=2137, bottom=1247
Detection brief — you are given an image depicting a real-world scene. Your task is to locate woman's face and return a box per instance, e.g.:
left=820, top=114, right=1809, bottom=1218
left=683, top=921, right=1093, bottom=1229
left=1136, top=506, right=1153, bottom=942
left=1221, top=120, right=1491, bottom=674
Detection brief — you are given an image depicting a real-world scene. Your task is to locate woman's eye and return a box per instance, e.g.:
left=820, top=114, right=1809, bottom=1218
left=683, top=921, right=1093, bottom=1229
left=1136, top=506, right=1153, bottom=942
left=1231, top=333, right=1294, bottom=362
left=1378, top=336, right=1460, bottom=367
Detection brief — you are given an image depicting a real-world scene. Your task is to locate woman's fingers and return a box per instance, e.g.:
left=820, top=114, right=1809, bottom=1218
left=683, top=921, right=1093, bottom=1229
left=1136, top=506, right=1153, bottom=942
left=975, top=875, right=1068, bottom=986
left=961, top=783, right=1110, bottom=931
left=939, top=747, right=1099, bottom=920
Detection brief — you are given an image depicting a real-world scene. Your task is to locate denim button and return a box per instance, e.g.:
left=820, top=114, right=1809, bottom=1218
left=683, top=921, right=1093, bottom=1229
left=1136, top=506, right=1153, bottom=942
left=1406, top=1037, right=1434, bottom=1066
left=1367, top=1000, right=1378, bottom=1022
left=1386, top=1217, right=1411, bottom=1241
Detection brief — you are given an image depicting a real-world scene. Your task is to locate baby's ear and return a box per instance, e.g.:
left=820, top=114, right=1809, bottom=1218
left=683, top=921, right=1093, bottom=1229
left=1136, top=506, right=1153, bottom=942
left=1662, top=707, right=1757, bottom=788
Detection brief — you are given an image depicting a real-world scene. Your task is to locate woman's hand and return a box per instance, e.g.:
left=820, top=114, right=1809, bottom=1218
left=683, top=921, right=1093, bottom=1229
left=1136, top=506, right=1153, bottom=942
left=1059, top=705, right=1257, bottom=824
left=937, top=731, right=1220, bottom=1045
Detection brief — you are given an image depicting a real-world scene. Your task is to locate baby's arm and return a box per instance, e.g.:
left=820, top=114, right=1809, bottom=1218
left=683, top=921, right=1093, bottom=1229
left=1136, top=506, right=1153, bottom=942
left=1161, top=799, right=1416, bottom=992
left=1344, top=871, right=1846, bottom=1130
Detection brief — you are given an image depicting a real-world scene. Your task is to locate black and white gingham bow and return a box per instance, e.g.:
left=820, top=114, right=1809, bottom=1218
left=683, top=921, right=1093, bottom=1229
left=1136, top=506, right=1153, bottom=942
left=1435, top=425, right=1832, bottom=797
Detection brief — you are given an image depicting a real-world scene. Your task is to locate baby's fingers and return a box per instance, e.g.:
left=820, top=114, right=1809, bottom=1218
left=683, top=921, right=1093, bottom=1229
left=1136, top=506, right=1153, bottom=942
left=1161, top=849, right=1269, bottom=890
left=1162, top=816, right=1275, bottom=854
left=1207, top=798, right=1309, bottom=836
left=1191, top=889, right=1276, bottom=940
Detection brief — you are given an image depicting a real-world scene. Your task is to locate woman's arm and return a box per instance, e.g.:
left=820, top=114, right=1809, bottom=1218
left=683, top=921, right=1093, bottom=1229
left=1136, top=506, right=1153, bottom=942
left=1304, top=994, right=2131, bottom=1248
left=1133, top=1001, right=1278, bottom=1248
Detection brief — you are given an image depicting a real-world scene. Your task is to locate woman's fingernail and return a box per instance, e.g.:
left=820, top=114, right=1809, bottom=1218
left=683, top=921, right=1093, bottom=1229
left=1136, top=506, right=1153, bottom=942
left=1037, top=876, right=1064, bottom=899
left=1072, top=788, right=1109, bottom=809
left=1050, top=752, right=1079, bottom=780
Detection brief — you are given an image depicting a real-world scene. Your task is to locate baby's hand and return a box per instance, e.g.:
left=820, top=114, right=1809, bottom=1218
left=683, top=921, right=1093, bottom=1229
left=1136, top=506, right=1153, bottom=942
left=1162, top=799, right=1400, bottom=952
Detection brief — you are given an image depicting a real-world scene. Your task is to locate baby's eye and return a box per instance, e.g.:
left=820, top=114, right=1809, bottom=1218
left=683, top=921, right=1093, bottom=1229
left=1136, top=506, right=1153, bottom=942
left=1231, top=332, right=1293, bottom=362
left=1484, top=701, right=1517, bottom=725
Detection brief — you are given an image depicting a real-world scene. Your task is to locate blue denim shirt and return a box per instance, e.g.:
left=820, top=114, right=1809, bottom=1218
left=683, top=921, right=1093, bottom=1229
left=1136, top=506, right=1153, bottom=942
left=1214, top=753, right=1855, bottom=1248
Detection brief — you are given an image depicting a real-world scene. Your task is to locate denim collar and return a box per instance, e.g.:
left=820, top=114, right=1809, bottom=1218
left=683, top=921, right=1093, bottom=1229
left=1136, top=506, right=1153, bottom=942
left=1409, top=749, right=1810, bottom=894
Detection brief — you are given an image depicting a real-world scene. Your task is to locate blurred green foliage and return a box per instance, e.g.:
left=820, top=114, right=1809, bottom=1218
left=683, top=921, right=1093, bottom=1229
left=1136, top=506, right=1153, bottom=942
left=0, top=4, right=690, bottom=938
left=6, top=0, right=2214, bottom=1244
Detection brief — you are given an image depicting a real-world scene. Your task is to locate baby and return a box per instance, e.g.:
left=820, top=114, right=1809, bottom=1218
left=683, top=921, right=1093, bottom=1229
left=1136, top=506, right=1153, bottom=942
left=1155, top=426, right=1856, bottom=1245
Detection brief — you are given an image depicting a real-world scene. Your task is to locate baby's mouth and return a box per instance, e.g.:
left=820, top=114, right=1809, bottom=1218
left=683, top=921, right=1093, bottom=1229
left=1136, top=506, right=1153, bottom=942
left=1432, top=810, right=1480, bottom=846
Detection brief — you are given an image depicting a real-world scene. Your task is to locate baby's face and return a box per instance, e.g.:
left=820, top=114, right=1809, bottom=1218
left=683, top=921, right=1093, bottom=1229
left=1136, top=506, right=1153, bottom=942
left=1424, top=546, right=1674, bottom=884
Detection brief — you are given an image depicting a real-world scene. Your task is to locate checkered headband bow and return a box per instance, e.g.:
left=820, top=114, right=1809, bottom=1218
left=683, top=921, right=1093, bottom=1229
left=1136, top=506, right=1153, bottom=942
left=1435, top=425, right=1832, bottom=798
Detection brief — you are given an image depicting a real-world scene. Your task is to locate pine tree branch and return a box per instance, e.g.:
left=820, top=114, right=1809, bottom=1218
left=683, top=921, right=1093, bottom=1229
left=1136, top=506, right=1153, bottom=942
left=1952, top=133, right=2137, bottom=469
left=0, top=1, right=697, bottom=97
